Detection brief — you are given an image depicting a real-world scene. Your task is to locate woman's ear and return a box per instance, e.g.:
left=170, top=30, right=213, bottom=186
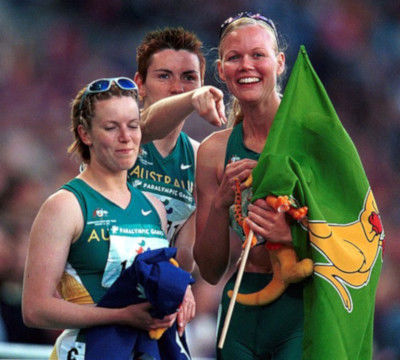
left=276, top=52, right=286, bottom=76
left=217, top=60, right=225, bottom=82
left=134, top=72, right=146, bottom=100
left=77, top=124, right=92, bottom=147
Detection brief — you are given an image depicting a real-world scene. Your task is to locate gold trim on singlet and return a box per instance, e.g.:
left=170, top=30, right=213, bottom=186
left=57, top=272, right=94, bottom=305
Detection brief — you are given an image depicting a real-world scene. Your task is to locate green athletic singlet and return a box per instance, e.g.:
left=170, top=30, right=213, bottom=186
left=218, top=123, right=304, bottom=360
left=128, top=132, right=196, bottom=246
left=224, top=122, right=264, bottom=245
left=59, top=178, right=168, bottom=304
left=50, top=178, right=169, bottom=360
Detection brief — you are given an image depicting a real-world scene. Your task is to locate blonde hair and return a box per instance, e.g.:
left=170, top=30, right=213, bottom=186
left=218, top=17, right=286, bottom=127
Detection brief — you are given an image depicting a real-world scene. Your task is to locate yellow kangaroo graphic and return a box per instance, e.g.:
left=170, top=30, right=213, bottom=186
left=307, top=188, right=384, bottom=312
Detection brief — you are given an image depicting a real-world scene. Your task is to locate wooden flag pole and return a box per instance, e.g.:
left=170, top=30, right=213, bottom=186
left=218, top=229, right=254, bottom=349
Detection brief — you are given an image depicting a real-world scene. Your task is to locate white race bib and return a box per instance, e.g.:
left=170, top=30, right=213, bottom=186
left=101, top=224, right=168, bottom=288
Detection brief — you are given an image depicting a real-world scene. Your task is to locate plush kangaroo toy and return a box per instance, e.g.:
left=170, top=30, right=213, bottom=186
left=228, top=176, right=313, bottom=306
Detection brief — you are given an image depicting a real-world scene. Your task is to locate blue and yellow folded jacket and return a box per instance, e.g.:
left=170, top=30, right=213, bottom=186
left=85, top=247, right=195, bottom=360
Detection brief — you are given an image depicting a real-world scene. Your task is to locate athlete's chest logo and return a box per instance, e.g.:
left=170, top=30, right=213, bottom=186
left=141, top=209, right=152, bottom=216
left=180, top=163, right=192, bottom=170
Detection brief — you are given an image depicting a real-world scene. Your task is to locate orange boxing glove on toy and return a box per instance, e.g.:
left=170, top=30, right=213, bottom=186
left=228, top=176, right=313, bottom=306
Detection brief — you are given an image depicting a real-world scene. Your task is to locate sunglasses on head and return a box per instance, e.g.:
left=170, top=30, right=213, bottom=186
left=79, top=77, right=138, bottom=111
left=219, top=11, right=277, bottom=39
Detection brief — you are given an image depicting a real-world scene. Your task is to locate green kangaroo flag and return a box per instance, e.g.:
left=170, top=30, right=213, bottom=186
left=251, top=46, right=384, bottom=359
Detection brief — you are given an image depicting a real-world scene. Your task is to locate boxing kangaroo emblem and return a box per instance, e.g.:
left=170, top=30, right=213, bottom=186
left=229, top=175, right=383, bottom=312
left=307, top=188, right=384, bottom=312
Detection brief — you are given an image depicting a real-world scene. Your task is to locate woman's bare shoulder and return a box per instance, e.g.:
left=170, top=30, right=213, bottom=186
left=42, top=188, right=81, bottom=214
left=197, top=128, right=232, bottom=181
left=199, top=128, right=232, bottom=155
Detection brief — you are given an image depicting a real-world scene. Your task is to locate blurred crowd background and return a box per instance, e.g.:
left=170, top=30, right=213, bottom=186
left=0, top=0, right=399, bottom=358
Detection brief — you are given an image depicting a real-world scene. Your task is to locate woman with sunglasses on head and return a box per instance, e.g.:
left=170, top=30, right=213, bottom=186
left=22, top=78, right=185, bottom=359
left=191, top=13, right=304, bottom=359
